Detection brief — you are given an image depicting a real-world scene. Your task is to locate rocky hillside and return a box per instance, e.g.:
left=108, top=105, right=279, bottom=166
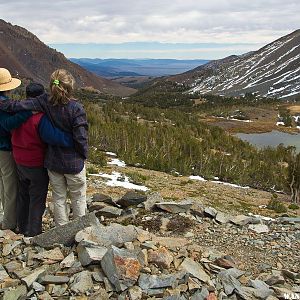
left=0, top=159, right=299, bottom=299
left=169, top=30, right=300, bottom=99
left=0, top=19, right=135, bottom=96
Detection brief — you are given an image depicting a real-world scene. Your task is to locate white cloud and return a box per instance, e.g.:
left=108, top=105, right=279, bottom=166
left=0, top=0, right=299, bottom=45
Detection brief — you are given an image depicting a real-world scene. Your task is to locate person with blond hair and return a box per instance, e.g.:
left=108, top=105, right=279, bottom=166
left=0, top=68, right=32, bottom=230
left=0, top=69, right=88, bottom=226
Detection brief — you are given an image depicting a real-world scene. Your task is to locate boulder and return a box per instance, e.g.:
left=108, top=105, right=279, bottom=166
left=70, top=271, right=94, bottom=294
left=22, top=267, right=47, bottom=288
left=218, top=270, right=242, bottom=295
left=2, top=285, right=27, bottom=300
left=278, top=217, right=300, bottom=224
left=143, top=192, right=164, bottom=211
left=60, top=252, right=75, bottom=268
left=180, top=258, right=210, bottom=284
left=75, top=223, right=141, bottom=248
left=216, top=212, right=230, bottom=224
left=249, top=224, right=269, bottom=234
left=77, top=241, right=108, bottom=266
left=204, top=207, right=218, bottom=218
left=155, top=201, right=193, bottom=214
left=101, top=245, right=142, bottom=291
left=32, top=212, right=99, bottom=248
left=117, top=191, right=147, bottom=208
left=230, top=215, right=253, bottom=226
left=92, top=193, right=114, bottom=204
left=148, top=247, right=173, bottom=269
left=95, top=206, right=123, bottom=218
left=138, top=271, right=186, bottom=290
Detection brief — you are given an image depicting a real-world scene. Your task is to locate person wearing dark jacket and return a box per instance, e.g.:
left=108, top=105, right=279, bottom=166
left=0, top=69, right=88, bottom=226
left=0, top=68, right=32, bottom=230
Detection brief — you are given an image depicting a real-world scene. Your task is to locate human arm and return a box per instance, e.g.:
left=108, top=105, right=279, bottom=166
left=0, top=94, right=46, bottom=113
left=72, top=103, right=88, bottom=159
left=38, top=115, right=74, bottom=147
left=0, top=125, right=10, bottom=137
left=0, top=111, right=32, bottom=132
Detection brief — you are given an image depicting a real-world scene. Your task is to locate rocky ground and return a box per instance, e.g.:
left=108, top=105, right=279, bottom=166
left=0, top=185, right=299, bottom=300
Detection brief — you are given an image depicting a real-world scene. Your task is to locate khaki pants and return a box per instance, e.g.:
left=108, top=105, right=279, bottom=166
left=48, top=166, right=87, bottom=226
left=0, top=151, right=17, bottom=229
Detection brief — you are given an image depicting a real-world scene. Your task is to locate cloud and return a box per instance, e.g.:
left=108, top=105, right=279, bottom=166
left=0, top=0, right=299, bottom=57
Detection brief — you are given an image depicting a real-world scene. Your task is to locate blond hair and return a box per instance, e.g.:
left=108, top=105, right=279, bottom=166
left=50, top=69, right=75, bottom=105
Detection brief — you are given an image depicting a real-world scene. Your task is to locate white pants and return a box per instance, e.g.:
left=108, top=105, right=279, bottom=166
left=48, top=166, right=87, bottom=226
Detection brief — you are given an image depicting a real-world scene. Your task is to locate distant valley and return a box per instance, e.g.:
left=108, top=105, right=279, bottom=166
left=70, top=58, right=209, bottom=77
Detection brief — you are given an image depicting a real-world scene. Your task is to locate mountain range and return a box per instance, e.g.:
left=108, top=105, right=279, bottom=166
left=70, top=58, right=210, bottom=77
left=167, top=30, right=300, bottom=99
left=0, top=19, right=135, bottom=96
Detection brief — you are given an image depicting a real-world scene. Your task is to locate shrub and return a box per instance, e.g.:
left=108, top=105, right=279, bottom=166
left=288, top=203, right=299, bottom=210
left=267, top=198, right=288, bottom=213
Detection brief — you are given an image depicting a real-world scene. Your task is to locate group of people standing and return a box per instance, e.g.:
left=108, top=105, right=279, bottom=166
left=0, top=68, right=88, bottom=237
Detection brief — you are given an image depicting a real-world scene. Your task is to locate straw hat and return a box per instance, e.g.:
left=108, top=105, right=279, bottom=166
left=0, top=68, right=21, bottom=92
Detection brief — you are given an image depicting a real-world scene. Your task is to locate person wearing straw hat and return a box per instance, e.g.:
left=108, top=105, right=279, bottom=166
left=0, top=68, right=32, bottom=230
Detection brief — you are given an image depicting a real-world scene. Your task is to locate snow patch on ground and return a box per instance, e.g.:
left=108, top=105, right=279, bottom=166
left=189, top=175, right=207, bottom=182
left=106, top=151, right=117, bottom=156
left=276, top=121, right=285, bottom=126
left=189, top=175, right=249, bottom=189
left=90, top=172, right=149, bottom=191
left=212, top=180, right=250, bottom=189
left=248, top=212, right=275, bottom=222
left=108, top=158, right=126, bottom=167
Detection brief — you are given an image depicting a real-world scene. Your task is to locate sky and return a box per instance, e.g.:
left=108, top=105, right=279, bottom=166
left=0, top=0, right=299, bottom=59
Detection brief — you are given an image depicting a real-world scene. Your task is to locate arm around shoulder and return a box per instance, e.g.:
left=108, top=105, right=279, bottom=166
left=72, top=102, right=88, bottom=159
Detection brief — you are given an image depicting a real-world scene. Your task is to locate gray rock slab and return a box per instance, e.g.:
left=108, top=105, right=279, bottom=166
left=138, top=271, right=186, bottom=290
left=248, top=224, right=269, bottom=233
left=190, top=287, right=209, bottom=300
left=39, top=275, right=69, bottom=285
left=155, top=201, right=193, bottom=214
left=230, top=215, right=253, bottom=226
left=204, top=207, right=218, bottom=218
left=249, top=279, right=273, bottom=299
left=22, top=267, right=47, bottom=288
left=70, top=271, right=94, bottom=294
left=60, top=252, right=75, bottom=269
left=220, top=268, right=245, bottom=279
left=95, top=206, right=123, bottom=218
left=32, top=212, right=99, bottom=248
left=92, top=193, right=114, bottom=204
left=0, top=264, right=10, bottom=282
left=180, top=258, right=210, bottom=283
left=77, top=240, right=108, bottom=266
left=75, top=223, right=140, bottom=248
left=218, top=270, right=242, bottom=295
left=32, top=281, right=46, bottom=292
left=101, top=245, right=141, bottom=292
left=278, top=217, right=300, bottom=224
left=117, top=191, right=147, bottom=208
left=143, top=192, right=164, bottom=211
left=2, top=285, right=27, bottom=300
left=216, top=212, right=230, bottom=224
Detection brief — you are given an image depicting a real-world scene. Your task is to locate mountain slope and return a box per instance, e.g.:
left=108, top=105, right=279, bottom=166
left=0, top=20, right=135, bottom=96
left=170, top=30, right=300, bottom=99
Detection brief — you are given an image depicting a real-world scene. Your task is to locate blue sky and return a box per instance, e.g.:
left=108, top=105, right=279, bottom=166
left=1, top=0, right=299, bottom=59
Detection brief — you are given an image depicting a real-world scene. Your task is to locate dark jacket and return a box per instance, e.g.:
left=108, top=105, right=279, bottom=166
left=0, top=94, right=32, bottom=151
left=0, top=93, right=88, bottom=174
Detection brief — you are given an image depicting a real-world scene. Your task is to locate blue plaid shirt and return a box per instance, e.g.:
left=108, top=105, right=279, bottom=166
left=0, top=94, right=88, bottom=174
